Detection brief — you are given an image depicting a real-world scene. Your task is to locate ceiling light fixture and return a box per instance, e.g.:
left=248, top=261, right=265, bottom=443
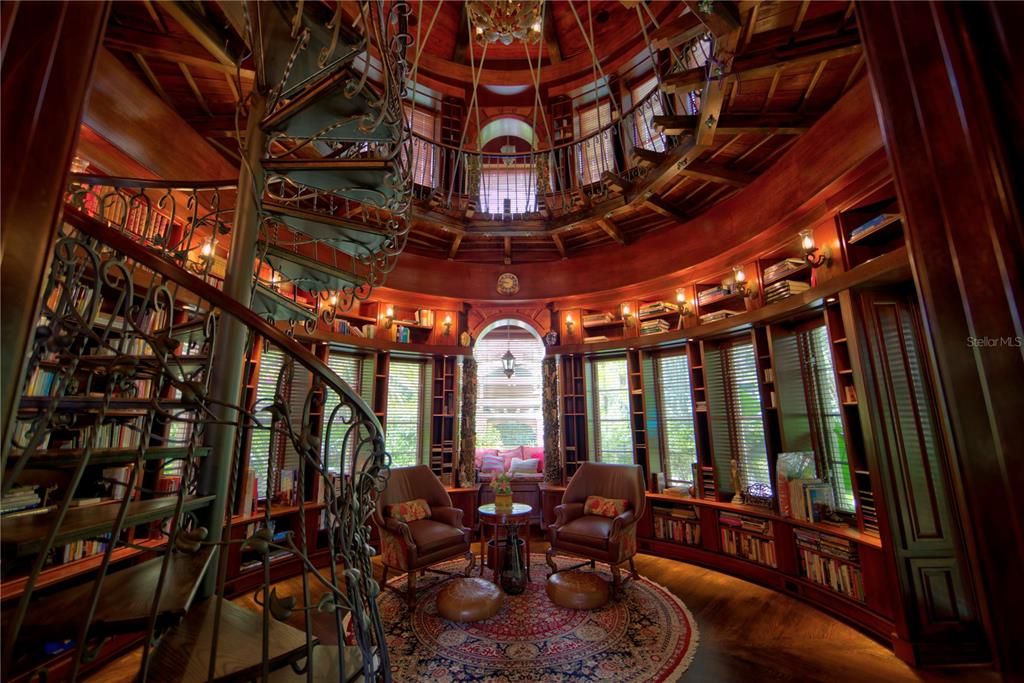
left=468, top=1, right=543, bottom=46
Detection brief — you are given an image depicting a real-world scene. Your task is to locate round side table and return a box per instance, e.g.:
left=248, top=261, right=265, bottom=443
left=478, top=503, right=532, bottom=591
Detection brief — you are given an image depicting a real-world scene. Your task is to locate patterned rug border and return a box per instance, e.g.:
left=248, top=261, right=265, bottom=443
left=382, top=553, right=700, bottom=683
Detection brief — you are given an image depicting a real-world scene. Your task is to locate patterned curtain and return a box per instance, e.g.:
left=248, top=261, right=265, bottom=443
left=458, top=356, right=478, bottom=487
left=542, top=356, right=561, bottom=483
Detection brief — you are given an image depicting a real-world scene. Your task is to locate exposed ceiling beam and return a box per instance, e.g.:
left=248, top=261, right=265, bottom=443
left=653, top=113, right=814, bottom=136
left=179, top=63, right=212, bottom=116
left=661, top=35, right=862, bottom=94
left=798, top=60, right=828, bottom=111
left=676, top=160, right=756, bottom=187
left=142, top=0, right=169, bottom=33
left=132, top=53, right=173, bottom=105
left=105, top=25, right=254, bottom=79
left=649, top=12, right=705, bottom=51
left=793, top=0, right=811, bottom=35
left=686, top=1, right=741, bottom=147
left=551, top=233, right=567, bottom=259
left=543, top=4, right=562, bottom=64
left=160, top=1, right=238, bottom=69
left=682, top=0, right=740, bottom=38
left=762, top=69, right=781, bottom=112
left=596, top=216, right=626, bottom=245
left=642, top=193, right=688, bottom=223
left=741, top=3, right=760, bottom=53
left=448, top=234, right=463, bottom=260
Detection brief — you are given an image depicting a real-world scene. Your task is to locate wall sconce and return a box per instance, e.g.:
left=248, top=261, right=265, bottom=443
left=733, top=266, right=756, bottom=298
left=200, top=239, right=215, bottom=261
left=383, top=305, right=395, bottom=329
left=442, top=314, right=453, bottom=336
left=675, top=289, right=692, bottom=316
left=800, top=230, right=831, bottom=268
left=270, top=271, right=280, bottom=290
left=621, top=303, right=634, bottom=324
left=565, top=313, right=575, bottom=335
left=329, top=293, right=338, bottom=307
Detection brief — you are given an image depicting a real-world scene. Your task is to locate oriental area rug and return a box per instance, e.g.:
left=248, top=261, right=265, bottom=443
left=378, top=554, right=699, bottom=682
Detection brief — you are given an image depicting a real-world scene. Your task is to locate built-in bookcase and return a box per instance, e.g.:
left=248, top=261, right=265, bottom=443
left=429, top=355, right=459, bottom=486
left=626, top=349, right=649, bottom=479
left=689, top=342, right=718, bottom=500
left=558, top=354, right=588, bottom=482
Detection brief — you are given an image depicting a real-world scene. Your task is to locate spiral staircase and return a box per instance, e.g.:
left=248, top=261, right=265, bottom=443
left=1, top=2, right=411, bottom=681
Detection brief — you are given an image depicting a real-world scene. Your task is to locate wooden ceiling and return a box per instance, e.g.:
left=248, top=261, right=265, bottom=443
left=88, top=1, right=867, bottom=266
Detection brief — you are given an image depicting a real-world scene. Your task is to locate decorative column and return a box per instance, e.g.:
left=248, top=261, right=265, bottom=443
left=542, top=356, right=561, bottom=483
left=458, top=357, right=478, bottom=487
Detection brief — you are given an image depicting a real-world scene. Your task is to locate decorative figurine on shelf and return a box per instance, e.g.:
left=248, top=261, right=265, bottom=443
left=492, top=472, right=513, bottom=511
left=459, top=330, right=472, bottom=347
left=544, top=330, right=559, bottom=347
left=742, top=483, right=774, bottom=509
left=730, top=458, right=743, bottom=505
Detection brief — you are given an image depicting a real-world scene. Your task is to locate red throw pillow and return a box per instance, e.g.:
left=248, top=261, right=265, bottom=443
left=388, top=498, right=431, bottom=522
left=584, top=495, right=629, bottom=518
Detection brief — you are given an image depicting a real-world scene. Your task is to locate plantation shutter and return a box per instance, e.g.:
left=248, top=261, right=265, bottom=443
left=774, top=331, right=813, bottom=452
left=474, top=327, right=544, bottom=448
left=386, top=359, right=424, bottom=468
left=798, top=325, right=854, bottom=512
left=592, top=357, right=633, bottom=465
left=723, top=340, right=771, bottom=492
left=250, top=346, right=286, bottom=498
left=321, top=351, right=362, bottom=475
left=480, top=164, right=536, bottom=215
left=577, top=101, right=616, bottom=185
left=282, top=360, right=312, bottom=473
left=705, top=345, right=733, bottom=493
left=656, top=351, right=698, bottom=485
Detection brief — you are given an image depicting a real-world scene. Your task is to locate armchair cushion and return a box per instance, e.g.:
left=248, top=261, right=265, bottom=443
left=584, top=495, right=630, bottom=518
left=428, top=505, right=465, bottom=529
left=557, top=515, right=614, bottom=548
left=407, top=519, right=466, bottom=553
left=387, top=498, right=431, bottom=523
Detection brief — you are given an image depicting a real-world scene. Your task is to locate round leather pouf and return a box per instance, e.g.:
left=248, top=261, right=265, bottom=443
left=545, top=570, right=611, bottom=610
left=436, top=577, right=504, bottom=623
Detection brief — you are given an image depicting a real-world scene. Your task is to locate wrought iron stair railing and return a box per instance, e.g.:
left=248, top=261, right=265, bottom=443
left=1, top=204, right=392, bottom=682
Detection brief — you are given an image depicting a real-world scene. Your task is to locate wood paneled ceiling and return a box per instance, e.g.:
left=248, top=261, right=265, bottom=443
left=90, top=1, right=866, bottom=266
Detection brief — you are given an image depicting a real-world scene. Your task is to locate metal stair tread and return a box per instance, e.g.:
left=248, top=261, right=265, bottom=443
left=1, top=495, right=215, bottom=559
left=147, top=597, right=316, bottom=683
left=262, top=199, right=391, bottom=255
left=262, top=159, right=403, bottom=208
left=263, top=244, right=367, bottom=293
left=2, top=546, right=214, bottom=643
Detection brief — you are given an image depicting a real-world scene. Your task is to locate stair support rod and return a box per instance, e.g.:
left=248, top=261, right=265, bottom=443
left=198, top=92, right=268, bottom=596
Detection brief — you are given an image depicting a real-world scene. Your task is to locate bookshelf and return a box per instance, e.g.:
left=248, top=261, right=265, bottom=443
left=650, top=500, right=701, bottom=547
left=626, top=349, right=649, bottom=478
left=753, top=326, right=782, bottom=508
left=719, top=511, right=777, bottom=568
left=837, top=182, right=905, bottom=270
left=689, top=342, right=717, bottom=500
left=371, top=350, right=390, bottom=429
left=429, top=355, right=459, bottom=486
left=758, top=248, right=812, bottom=307
left=694, top=279, right=749, bottom=326
left=558, top=354, right=588, bottom=482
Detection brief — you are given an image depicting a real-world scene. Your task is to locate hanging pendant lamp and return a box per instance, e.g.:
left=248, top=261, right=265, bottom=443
left=502, top=324, right=516, bottom=378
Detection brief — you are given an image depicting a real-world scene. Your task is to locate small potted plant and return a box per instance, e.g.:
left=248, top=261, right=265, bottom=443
left=492, top=472, right=513, bottom=511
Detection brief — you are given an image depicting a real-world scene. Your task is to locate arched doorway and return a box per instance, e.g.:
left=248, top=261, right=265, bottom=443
left=473, top=319, right=545, bottom=449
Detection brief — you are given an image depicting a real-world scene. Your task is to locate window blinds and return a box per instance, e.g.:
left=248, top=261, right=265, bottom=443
left=479, top=164, right=537, bottom=215
left=474, top=327, right=544, bottom=448
left=632, top=76, right=667, bottom=152
left=282, top=360, right=311, bottom=474
left=656, top=352, right=698, bottom=485
left=592, top=357, right=634, bottom=465
left=408, top=105, right=437, bottom=188
left=577, top=102, right=616, bottom=185
left=322, top=352, right=362, bottom=475
left=250, top=347, right=286, bottom=498
left=386, top=359, right=424, bottom=468
left=723, top=340, right=771, bottom=492
left=798, top=325, right=855, bottom=512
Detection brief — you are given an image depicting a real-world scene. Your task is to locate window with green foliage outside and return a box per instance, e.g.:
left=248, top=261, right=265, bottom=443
left=386, top=359, right=424, bottom=468
left=592, top=357, right=634, bottom=465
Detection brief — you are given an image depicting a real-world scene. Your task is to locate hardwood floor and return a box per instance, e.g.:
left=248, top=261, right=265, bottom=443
left=91, top=547, right=999, bottom=682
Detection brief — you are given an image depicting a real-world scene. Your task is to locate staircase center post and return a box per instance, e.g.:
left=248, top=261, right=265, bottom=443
left=198, top=91, right=268, bottom=594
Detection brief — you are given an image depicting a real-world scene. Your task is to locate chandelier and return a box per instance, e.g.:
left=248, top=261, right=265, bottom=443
left=501, top=324, right=516, bottom=378
left=468, top=1, right=543, bottom=47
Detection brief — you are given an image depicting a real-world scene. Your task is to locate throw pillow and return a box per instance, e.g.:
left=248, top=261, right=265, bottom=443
left=508, top=457, right=539, bottom=474
left=387, top=498, right=431, bottom=522
left=481, top=454, right=504, bottom=473
left=497, top=446, right=524, bottom=470
left=584, top=495, right=629, bottom=518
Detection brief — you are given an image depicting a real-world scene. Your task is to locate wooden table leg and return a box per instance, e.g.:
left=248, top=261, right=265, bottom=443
left=524, top=522, right=532, bottom=581
left=479, top=521, right=486, bottom=576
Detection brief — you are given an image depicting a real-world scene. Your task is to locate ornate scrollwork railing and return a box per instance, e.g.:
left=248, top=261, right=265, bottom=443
left=2, top=206, right=391, bottom=681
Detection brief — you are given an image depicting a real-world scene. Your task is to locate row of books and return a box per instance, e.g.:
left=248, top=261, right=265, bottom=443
left=582, top=312, right=614, bottom=326
left=763, top=257, right=807, bottom=284
left=765, top=279, right=810, bottom=304
left=720, top=511, right=773, bottom=536
left=798, top=548, right=866, bottom=601
left=699, top=309, right=742, bottom=324
left=46, top=535, right=112, bottom=566
left=639, top=301, right=678, bottom=318
left=697, top=285, right=736, bottom=306
left=1, top=486, right=44, bottom=516
left=857, top=479, right=880, bottom=536
left=794, top=528, right=859, bottom=561
left=780, top=478, right=836, bottom=522
left=584, top=335, right=610, bottom=344
left=640, top=319, right=671, bottom=336
left=720, top=527, right=778, bottom=567
left=653, top=515, right=701, bottom=545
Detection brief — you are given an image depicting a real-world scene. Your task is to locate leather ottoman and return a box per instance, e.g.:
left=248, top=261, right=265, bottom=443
left=546, top=570, right=610, bottom=610
left=436, top=577, right=504, bottom=623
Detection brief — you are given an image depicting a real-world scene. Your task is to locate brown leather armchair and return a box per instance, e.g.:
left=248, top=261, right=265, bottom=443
left=546, top=462, right=646, bottom=590
left=374, top=465, right=475, bottom=604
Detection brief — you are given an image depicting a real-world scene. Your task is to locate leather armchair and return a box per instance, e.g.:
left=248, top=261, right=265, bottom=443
left=373, top=466, right=474, bottom=604
left=546, top=462, right=646, bottom=590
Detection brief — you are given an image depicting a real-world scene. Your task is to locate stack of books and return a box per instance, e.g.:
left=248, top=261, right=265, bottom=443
left=794, top=529, right=864, bottom=601
left=765, top=279, right=810, bottom=303
left=719, top=512, right=777, bottom=567
left=584, top=335, right=609, bottom=344
left=763, top=257, right=806, bottom=284
left=652, top=505, right=701, bottom=545
left=699, top=309, right=742, bottom=324
left=783, top=478, right=836, bottom=522
left=639, top=301, right=678, bottom=318
left=640, top=319, right=671, bottom=336
left=1, top=486, right=44, bottom=517
left=582, top=312, right=614, bottom=326
left=697, top=285, right=733, bottom=306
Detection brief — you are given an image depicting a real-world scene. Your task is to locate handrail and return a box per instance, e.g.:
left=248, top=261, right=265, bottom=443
left=63, top=205, right=382, bottom=437
left=69, top=174, right=238, bottom=191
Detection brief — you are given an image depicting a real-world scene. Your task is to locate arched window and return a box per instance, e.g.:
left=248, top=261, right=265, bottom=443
left=474, top=321, right=545, bottom=448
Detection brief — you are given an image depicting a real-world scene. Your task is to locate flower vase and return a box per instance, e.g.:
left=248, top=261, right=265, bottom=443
left=495, top=493, right=513, bottom=511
